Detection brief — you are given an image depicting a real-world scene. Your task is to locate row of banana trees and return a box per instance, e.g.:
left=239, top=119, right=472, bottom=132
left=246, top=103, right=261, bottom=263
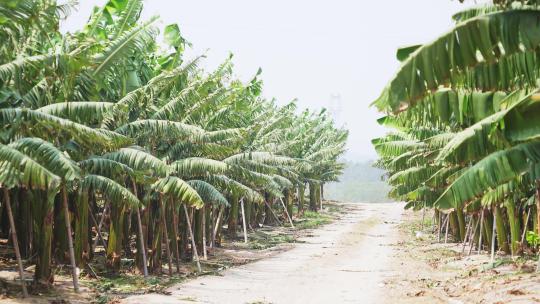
left=0, top=0, right=347, bottom=297
left=373, top=0, right=540, bottom=261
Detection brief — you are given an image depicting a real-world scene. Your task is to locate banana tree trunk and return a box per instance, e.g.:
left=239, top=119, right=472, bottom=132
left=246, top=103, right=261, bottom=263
left=62, top=184, right=79, bottom=292
left=279, top=197, right=295, bottom=228
left=3, top=188, right=28, bottom=297
left=494, top=205, right=510, bottom=254
left=483, top=209, right=493, bottom=252
left=180, top=205, right=190, bottom=259
left=16, top=189, right=32, bottom=258
left=183, top=205, right=202, bottom=273
left=521, top=207, right=531, bottom=247
left=75, top=190, right=89, bottom=267
left=92, top=202, right=109, bottom=252
left=490, top=209, right=497, bottom=263
left=149, top=201, right=162, bottom=273
left=456, top=208, right=466, bottom=242
left=505, top=199, right=521, bottom=256
left=298, top=184, right=305, bottom=216
left=308, top=182, right=317, bottom=211
left=170, top=198, right=181, bottom=273
left=159, top=195, right=173, bottom=276
left=132, top=182, right=148, bottom=277
left=34, top=190, right=55, bottom=286
left=449, top=211, right=460, bottom=241
left=135, top=207, right=148, bottom=277
left=264, top=195, right=276, bottom=225
left=106, top=202, right=125, bottom=273
left=478, top=210, right=485, bottom=254
left=536, top=181, right=540, bottom=271
left=228, top=195, right=239, bottom=237
left=244, top=200, right=252, bottom=229
left=284, top=189, right=293, bottom=218
left=212, top=206, right=224, bottom=248
left=209, top=206, right=215, bottom=248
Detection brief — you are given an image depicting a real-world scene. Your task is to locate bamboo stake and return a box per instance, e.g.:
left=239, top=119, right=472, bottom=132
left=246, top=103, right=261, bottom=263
left=183, top=205, right=202, bottom=273
left=3, top=188, right=28, bottom=297
left=421, top=203, right=426, bottom=231
left=92, top=203, right=109, bottom=251
left=240, top=199, right=248, bottom=243
left=437, top=212, right=442, bottom=242
left=462, top=217, right=472, bottom=253
left=202, top=206, right=208, bottom=260
left=265, top=200, right=282, bottom=226
left=521, top=207, right=531, bottom=245
left=444, top=215, right=450, bottom=244
left=212, top=206, right=224, bottom=246
left=135, top=207, right=148, bottom=277
left=209, top=206, right=214, bottom=248
left=160, top=195, right=173, bottom=276
left=490, top=209, right=497, bottom=263
left=478, top=210, right=485, bottom=255
left=468, top=217, right=480, bottom=255
left=279, top=197, right=295, bottom=228
left=89, top=202, right=107, bottom=251
left=62, top=185, right=79, bottom=292
left=133, top=182, right=148, bottom=278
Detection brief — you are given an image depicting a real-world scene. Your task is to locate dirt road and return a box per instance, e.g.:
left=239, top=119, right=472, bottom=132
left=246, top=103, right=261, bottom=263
left=122, top=203, right=404, bottom=304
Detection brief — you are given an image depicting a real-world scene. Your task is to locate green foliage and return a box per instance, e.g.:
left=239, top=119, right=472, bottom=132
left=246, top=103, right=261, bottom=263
left=0, top=0, right=347, bottom=287
left=373, top=2, right=540, bottom=261
left=526, top=231, right=540, bottom=248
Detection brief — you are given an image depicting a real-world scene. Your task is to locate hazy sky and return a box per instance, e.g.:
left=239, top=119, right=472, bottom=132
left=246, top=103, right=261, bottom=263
left=62, top=0, right=479, bottom=161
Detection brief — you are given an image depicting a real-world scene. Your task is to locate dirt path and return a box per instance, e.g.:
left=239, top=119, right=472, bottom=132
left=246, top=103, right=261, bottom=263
left=122, top=203, right=404, bottom=304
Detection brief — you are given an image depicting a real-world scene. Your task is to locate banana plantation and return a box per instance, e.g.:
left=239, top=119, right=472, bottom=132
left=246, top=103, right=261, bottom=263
left=0, top=0, right=347, bottom=297
left=373, top=0, right=540, bottom=262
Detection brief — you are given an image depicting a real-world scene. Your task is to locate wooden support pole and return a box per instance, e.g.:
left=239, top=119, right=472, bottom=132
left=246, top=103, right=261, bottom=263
left=240, top=199, right=248, bottom=243
left=478, top=210, right=485, bottom=255
left=202, top=206, right=208, bottom=260
left=133, top=182, right=148, bottom=278
left=62, top=185, right=79, bottom=292
left=3, top=188, right=28, bottom=297
left=89, top=203, right=107, bottom=251
left=462, top=217, right=472, bottom=254
left=135, top=207, right=148, bottom=277
left=421, top=203, right=426, bottom=231
left=279, top=197, right=295, bottom=228
left=468, top=217, right=480, bottom=255
left=444, top=215, right=450, bottom=244
left=212, top=206, right=224, bottom=247
left=437, top=211, right=442, bottom=243
left=265, top=200, right=282, bottom=226
left=184, top=205, right=202, bottom=273
left=160, top=195, right=173, bottom=276
left=209, top=206, right=215, bottom=248
left=521, top=207, right=531, bottom=245
left=490, top=209, right=497, bottom=263
left=92, top=203, right=109, bottom=251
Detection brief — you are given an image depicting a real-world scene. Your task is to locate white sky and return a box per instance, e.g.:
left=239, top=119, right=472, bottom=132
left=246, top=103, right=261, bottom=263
left=62, top=0, right=481, bottom=161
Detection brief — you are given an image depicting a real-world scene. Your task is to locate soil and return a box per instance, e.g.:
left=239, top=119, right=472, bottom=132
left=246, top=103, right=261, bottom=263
left=121, top=203, right=540, bottom=304
left=2, top=202, right=540, bottom=303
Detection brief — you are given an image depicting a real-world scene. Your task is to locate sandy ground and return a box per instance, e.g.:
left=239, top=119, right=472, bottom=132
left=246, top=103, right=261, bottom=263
left=382, top=210, right=540, bottom=304
left=4, top=203, right=539, bottom=303
left=122, top=203, right=404, bottom=304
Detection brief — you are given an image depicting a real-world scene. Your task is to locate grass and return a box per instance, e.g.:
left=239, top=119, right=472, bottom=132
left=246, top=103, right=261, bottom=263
left=295, top=210, right=332, bottom=229
left=88, top=273, right=187, bottom=303
left=247, top=230, right=296, bottom=250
